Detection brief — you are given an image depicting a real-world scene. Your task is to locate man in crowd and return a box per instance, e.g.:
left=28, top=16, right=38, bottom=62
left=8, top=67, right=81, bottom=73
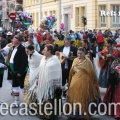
left=9, top=35, right=28, bottom=107
left=56, top=36, right=77, bottom=99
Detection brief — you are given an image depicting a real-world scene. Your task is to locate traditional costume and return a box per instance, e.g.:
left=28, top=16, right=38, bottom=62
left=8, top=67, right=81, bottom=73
left=66, top=57, right=101, bottom=120
left=9, top=41, right=28, bottom=107
left=103, top=43, right=120, bottom=119
left=24, top=51, right=43, bottom=103
left=37, top=55, right=62, bottom=103
left=98, top=47, right=118, bottom=88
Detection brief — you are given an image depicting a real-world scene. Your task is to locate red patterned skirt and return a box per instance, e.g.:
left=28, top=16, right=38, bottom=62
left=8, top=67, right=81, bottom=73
left=103, top=81, right=120, bottom=118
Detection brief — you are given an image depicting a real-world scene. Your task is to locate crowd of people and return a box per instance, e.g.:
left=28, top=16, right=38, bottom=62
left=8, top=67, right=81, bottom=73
left=0, top=28, right=120, bottom=120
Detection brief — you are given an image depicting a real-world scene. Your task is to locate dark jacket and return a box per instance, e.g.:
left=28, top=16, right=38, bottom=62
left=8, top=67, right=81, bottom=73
left=10, top=44, right=28, bottom=75
left=0, top=53, right=5, bottom=73
left=59, top=45, right=77, bottom=71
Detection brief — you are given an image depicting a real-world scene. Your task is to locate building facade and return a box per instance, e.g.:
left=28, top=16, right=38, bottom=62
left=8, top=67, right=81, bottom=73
left=23, top=0, right=120, bottom=31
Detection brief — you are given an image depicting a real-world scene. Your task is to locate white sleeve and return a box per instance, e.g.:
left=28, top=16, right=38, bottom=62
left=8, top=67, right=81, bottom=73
left=36, top=44, right=40, bottom=52
left=0, top=63, right=5, bottom=68
left=2, top=46, right=10, bottom=56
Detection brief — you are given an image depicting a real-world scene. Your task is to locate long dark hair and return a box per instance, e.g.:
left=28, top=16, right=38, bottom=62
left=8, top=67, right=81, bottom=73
left=26, top=45, right=34, bottom=59
left=26, top=45, right=34, bottom=51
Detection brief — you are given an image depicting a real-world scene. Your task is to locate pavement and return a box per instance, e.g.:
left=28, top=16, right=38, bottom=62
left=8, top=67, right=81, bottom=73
left=0, top=54, right=116, bottom=120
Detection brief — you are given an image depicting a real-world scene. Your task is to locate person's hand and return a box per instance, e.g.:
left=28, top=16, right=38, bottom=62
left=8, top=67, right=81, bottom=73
left=115, top=66, right=120, bottom=73
left=101, top=56, right=105, bottom=59
left=89, top=50, right=93, bottom=53
left=106, top=54, right=111, bottom=57
left=55, top=51, right=59, bottom=56
left=17, top=73, right=21, bottom=77
left=115, top=66, right=118, bottom=70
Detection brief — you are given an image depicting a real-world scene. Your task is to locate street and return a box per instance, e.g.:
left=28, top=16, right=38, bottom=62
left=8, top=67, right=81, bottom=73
left=0, top=54, right=116, bottom=120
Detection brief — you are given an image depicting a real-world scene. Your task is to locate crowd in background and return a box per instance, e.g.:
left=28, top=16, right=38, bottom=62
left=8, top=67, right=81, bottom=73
left=1, top=28, right=120, bottom=51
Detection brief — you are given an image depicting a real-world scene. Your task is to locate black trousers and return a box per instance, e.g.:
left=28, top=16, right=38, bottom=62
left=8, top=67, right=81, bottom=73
left=12, top=72, right=27, bottom=89
left=62, top=69, right=69, bottom=96
left=7, top=69, right=12, bottom=80
left=0, top=73, right=4, bottom=88
left=98, top=42, right=104, bottom=52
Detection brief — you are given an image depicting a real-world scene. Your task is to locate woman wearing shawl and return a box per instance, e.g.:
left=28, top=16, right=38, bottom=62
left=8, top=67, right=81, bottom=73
left=24, top=45, right=43, bottom=103
left=66, top=47, right=101, bottom=120
left=35, top=44, right=62, bottom=119
left=103, top=42, right=120, bottom=120
left=37, top=44, right=62, bottom=103
left=98, top=39, right=118, bottom=88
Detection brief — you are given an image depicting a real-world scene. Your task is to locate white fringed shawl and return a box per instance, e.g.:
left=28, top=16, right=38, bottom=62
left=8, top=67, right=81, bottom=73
left=28, top=51, right=43, bottom=87
left=24, top=51, right=43, bottom=103
left=37, top=55, right=62, bottom=103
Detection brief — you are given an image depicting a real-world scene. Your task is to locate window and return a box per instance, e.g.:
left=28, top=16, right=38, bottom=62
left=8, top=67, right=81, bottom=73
left=44, top=11, right=48, bottom=16
left=75, top=7, right=80, bottom=27
left=16, top=0, right=23, bottom=4
left=81, top=7, right=85, bottom=27
left=30, top=0, right=32, bottom=5
left=53, top=10, right=56, bottom=15
left=49, top=10, right=56, bottom=15
left=112, top=5, right=120, bottom=27
left=28, top=0, right=30, bottom=5
left=100, top=5, right=106, bottom=27
left=49, top=10, right=52, bottom=15
left=75, top=6, right=85, bottom=27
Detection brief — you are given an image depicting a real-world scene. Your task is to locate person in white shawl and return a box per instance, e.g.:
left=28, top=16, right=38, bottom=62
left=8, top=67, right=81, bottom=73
left=25, top=45, right=43, bottom=87
left=37, top=44, right=62, bottom=103
left=24, top=45, right=43, bottom=103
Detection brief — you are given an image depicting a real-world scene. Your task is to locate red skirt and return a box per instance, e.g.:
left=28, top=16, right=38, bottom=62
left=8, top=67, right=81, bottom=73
left=103, top=81, right=120, bottom=118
